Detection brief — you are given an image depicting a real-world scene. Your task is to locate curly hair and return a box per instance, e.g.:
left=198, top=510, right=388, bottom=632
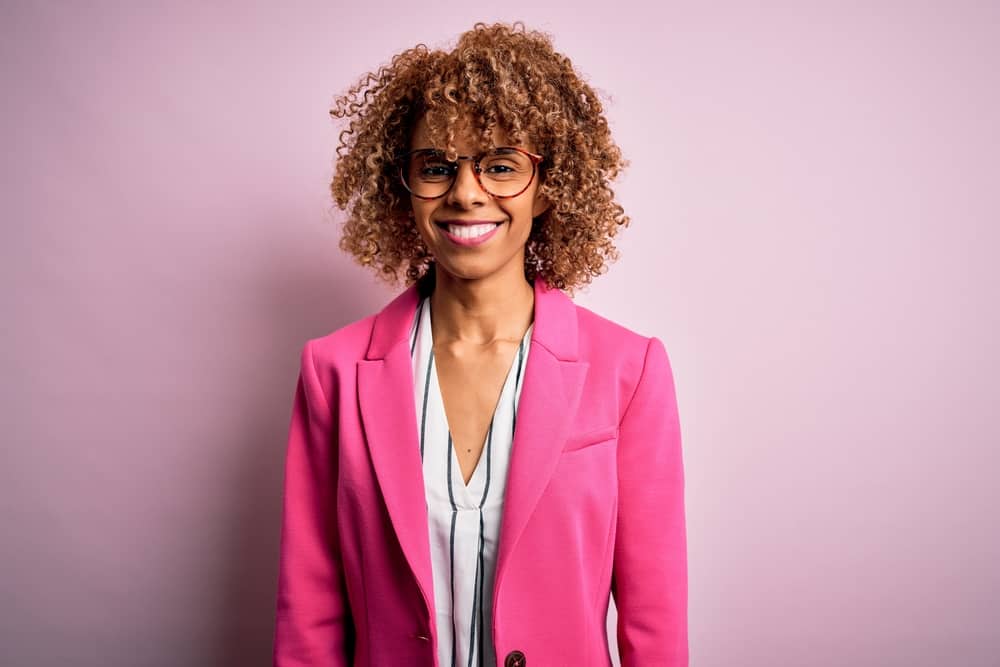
left=328, top=20, right=630, bottom=296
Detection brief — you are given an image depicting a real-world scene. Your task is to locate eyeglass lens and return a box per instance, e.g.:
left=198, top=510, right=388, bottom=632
left=403, top=148, right=534, bottom=198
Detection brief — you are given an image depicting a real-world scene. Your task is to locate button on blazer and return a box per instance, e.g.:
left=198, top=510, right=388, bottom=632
left=273, top=275, right=688, bottom=666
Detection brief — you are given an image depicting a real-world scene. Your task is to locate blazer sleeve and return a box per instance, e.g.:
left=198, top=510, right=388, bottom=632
left=273, top=340, right=354, bottom=666
left=612, top=335, right=688, bottom=666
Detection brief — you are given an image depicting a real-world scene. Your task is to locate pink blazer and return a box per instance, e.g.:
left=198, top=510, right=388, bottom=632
left=273, top=275, right=688, bottom=667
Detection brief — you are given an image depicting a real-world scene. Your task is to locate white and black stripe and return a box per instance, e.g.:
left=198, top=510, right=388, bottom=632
left=410, top=294, right=532, bottom=667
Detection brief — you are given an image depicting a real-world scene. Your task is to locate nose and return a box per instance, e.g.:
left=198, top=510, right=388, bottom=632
left=445, top=158, right=488, bottom=208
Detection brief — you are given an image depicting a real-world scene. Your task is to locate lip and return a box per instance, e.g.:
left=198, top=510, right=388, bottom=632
left=436, top=220, right=504, bottom=247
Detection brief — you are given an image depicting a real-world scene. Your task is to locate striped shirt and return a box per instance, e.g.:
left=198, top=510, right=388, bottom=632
left=409, top=294, right=533, bottom=667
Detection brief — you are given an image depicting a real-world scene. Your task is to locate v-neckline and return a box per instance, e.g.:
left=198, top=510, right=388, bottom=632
left=425, top=298, right=533, bottom=497
left=433, top=341, right=520, bottom=496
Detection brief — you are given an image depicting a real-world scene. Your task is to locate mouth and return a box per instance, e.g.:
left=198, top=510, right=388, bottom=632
left=435, top=220, right=505, bottom=246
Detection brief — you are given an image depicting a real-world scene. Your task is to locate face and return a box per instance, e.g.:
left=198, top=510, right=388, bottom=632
left=406, top=113, right=550, bottom=283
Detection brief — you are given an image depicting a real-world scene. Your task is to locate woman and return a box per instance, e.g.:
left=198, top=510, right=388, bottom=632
left=273, top=21, right=687, bottom=667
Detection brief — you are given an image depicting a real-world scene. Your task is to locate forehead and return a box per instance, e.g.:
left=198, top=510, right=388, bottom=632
left=408, top=112, right=523, bottom=152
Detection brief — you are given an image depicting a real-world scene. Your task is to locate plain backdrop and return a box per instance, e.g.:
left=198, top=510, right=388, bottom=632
left=2, top=1, right=998, bottom=666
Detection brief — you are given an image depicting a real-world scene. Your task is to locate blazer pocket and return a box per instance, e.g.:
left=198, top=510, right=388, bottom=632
left=561, top=424, right=619, bottom=453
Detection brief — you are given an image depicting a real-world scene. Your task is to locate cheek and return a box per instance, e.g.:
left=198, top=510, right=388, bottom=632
left=415, top=223, right=436, bottom=247
left=410, top=202, right=435, bottom=228
left=412, top=212, right=445, bottom=248
left=501, top=197, right=532, bottom=220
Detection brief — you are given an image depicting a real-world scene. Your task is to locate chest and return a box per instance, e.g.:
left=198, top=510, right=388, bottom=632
left=433, top=341, right=522, bottom=485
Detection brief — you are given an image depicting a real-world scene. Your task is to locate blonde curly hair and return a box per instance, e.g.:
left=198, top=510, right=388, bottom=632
left=328, top=20, right=630, bottom=296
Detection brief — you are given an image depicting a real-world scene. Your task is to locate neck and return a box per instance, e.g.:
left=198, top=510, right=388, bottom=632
left=427, top=264, right=534, bottom=346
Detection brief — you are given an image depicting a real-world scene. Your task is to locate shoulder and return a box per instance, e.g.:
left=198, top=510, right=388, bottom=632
left=301, top=314, right=378, bottom=369
left=290, top=313, right=379, bottom=407
left=573, top=301, right=651, bottom=357
left=570, top=300, right=675, bottom=392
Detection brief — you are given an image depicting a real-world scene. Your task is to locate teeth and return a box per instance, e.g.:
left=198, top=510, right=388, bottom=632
left=447, top=223, right=497, bottom=239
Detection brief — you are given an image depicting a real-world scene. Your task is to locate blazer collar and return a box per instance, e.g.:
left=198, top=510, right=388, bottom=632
left=356, top=273, right=589, bottom=644
left=365, top=274, right=579, bottom=361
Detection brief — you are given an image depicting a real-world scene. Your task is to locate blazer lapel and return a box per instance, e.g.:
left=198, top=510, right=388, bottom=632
left=356, top=274, right=588, bottom=625
left=492, top=278, right=588, bottom=612
left=356, top=283, right=435, bottom=618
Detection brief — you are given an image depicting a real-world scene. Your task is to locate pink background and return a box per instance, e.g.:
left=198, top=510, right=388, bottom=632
left=3, top=2, right=998, bottom=666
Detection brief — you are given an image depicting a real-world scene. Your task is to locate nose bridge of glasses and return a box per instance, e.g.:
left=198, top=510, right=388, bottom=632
left=450, top=155, right=484, bottom=190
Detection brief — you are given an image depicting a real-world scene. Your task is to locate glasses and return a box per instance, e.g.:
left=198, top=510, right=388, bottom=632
left=397, top=146, right=544, bottom=200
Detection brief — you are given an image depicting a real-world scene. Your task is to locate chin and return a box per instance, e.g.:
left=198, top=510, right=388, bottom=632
left=436, top=264, right=493, bottom=282
left=441, top=253, right=526, bottom=281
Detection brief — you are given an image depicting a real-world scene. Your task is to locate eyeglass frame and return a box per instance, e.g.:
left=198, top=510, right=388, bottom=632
left=395, top=146, right=545, bottom=200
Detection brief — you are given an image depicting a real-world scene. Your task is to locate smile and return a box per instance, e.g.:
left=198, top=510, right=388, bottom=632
left=435, top=221, right=504, bottom=247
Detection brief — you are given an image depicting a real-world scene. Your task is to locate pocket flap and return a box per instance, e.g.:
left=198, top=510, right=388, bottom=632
left=561, top=424, right=619, bottom=452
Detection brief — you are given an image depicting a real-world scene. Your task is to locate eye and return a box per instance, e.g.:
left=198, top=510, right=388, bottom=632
left=421, top=163, right=454, bottom=177
left=480, top=151, right=529, bottom=180
left=411, top=151, right=456, bottom=180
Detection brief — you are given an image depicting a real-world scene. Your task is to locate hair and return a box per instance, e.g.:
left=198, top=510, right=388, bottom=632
left=328, top=20, right=630, bottom=296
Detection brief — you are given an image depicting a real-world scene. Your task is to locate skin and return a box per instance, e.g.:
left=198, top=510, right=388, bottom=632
left=407, top=112, right=551, bottom=484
